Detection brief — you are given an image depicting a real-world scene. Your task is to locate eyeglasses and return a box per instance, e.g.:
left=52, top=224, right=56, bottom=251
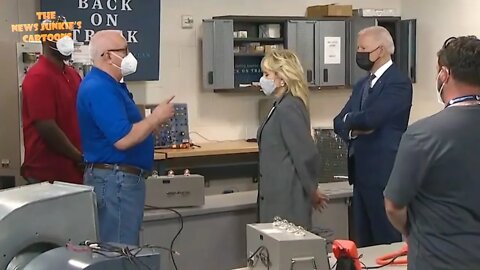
left=443, top=37, right=457, bottom=49
left=101, top=47, right=129, bottom=57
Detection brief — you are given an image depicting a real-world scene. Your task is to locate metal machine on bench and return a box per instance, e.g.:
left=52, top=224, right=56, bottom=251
left=0, top=182, right=160, bottom=269
left=145, top=170, right=205, bottom=208
left=246, top=218, right=330, bottom=270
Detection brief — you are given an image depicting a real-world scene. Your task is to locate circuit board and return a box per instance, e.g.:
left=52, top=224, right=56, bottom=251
left=154, top=103, right=190, bottom=148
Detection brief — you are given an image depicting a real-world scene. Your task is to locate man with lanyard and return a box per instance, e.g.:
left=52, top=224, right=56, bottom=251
left=21, top=16, right=83, bottom=184
left=385, top=36, right=480, bottom=270
left=77, top=30, right=174, bottom=245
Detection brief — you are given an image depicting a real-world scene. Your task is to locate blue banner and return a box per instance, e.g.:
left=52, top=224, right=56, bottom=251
left=40, top=0, right=161, bottom=81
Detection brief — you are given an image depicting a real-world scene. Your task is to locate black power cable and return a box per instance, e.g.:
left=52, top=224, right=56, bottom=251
left=77, top=241, right=176, bottom=270
left=144, top=205, right=184, bottom=270
left=124, top=246, right=153, bottom=270
left=247, top=246, right=271, bottom=270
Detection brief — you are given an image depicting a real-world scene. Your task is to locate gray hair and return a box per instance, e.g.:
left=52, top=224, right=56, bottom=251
left=359, top=26, right=395, bottom=55
left=89, top=30, right=123, bottom=62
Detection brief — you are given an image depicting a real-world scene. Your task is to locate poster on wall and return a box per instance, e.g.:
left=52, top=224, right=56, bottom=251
left=40, top=0, right=161, bottom=81
left=324, top=37, right=341, bottom=65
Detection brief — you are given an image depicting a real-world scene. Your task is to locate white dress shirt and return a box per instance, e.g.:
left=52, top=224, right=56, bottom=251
left=371, top=60, right=393, bottom=87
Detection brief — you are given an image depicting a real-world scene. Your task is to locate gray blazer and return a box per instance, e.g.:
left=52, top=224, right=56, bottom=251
left=256, top=93, right=320, bottom=229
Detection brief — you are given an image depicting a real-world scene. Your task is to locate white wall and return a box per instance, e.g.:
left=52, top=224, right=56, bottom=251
left=401, top=0, right=480, bottom=122
left=0, top=0, right=39, bottom=184
left=129, top=0, right=402, bottom=142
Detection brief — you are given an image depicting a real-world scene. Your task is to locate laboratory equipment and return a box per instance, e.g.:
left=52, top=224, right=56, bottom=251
left=0, top=182, right=160, bottom=269
left=246, top=218, right=330, bottom=270
left=145, top=171, right=205, bottom=208
left=139, top=103, right=190, bottom=148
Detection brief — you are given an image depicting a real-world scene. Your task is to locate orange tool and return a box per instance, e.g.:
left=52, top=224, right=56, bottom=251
left=332, top=240, right=362, bottom=270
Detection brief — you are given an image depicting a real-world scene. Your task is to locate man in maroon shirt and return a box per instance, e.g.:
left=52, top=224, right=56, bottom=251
left=21, top=18, right=83, bottom=184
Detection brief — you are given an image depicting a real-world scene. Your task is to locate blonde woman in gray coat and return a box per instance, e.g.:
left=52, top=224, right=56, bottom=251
left=257, top=50, right=329, bottom=230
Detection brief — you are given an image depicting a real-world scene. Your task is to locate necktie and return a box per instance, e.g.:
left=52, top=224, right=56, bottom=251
left=361, top=74, right=376, bottom=109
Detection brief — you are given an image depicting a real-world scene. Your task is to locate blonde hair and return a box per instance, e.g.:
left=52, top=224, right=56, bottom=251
left=359, top=26, right=395, bottom=54
left=261, top=49, right=309, bottom=107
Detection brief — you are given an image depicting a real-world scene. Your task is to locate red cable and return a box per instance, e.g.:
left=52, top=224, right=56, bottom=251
left=66, top=242, right=91, bottom=253
left=333, top=240, right=408, bottom=269
left=375, top=244, right=408, bottom=266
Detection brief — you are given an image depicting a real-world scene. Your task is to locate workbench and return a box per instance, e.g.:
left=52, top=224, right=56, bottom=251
left=154, top=140, right=259, bottom=160
left=153, top=141, right=259, bottom=194
left=141, top=181, right=353, bottom=270
left=233, top=242, right=407, bottom=270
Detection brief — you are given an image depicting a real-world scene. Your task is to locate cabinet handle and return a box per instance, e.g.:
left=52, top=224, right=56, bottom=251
left=291, top=256, right=317, bottom=270
left=208, top=71, right=214, bottom=85
left=307, top=70, right=313, bottom=83
left=323, top=69, right=329, bottom=82
left=345, top=197, right=351, bottom=206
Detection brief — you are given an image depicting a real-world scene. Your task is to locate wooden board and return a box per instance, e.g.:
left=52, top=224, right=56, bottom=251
left=154, top=140, right=259, bottom=160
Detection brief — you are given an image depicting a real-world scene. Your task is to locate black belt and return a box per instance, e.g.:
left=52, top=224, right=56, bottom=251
left=87, top=163, right=150, bottom=178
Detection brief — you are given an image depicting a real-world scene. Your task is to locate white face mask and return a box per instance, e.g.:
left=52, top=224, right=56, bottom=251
left=435, top=69, right=447, bottom=105
left=111, top=52, right=138, bottom=77
left=260, top=76, right=276, bottom=96
left=53, top=36, right=74, bottom=56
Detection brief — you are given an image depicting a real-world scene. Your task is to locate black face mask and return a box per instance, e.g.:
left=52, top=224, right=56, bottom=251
left=356, top=47, right=380, bottom=71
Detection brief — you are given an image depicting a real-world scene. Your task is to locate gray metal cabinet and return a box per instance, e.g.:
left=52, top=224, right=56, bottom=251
left=346, top=17, right=417, bottom=86
left=346, top=17, right=376, bottom=86
left=312, top=181, right=353, bottom=248
left=312, top=197, right=350, bottom=244
left=315, top=21, right=346, bottom=87
left=287, top=21, right=316, bottom=86
left=140, top=200, right=257, bottom=270
left=201, top=16, right=416, bottom=91
left=202, top=19, right=235, bottom=90
left=287, top=20, right=346, bottom=87
left=398, top=19, right=416, bottom=83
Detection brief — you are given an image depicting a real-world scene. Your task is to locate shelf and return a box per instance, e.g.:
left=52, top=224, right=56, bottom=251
left=234, top=52, right=265, bottom=57
left=234, top=38, right=284, bottom=43
left=213, top=15, right=305, bottom=23
left=213, top=86, right=263, bottom=94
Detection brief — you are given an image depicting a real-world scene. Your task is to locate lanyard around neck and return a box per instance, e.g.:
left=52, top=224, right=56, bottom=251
left=445, top=95, right=480, bottom=108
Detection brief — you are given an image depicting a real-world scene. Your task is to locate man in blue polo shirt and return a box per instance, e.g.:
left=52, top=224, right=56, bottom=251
left=77, top=30, right=174, bottom=245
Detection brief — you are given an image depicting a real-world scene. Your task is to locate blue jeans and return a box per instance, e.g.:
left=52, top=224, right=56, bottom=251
left=84, top=167, right=146, bottom=246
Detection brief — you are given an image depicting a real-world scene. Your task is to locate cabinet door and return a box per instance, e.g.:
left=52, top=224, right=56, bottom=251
left=346, top=17, right=376, bottom=86
left=287, top=20, right=316, bottom=86
left=202, top=19, right=234, bottom=90
left=397, top=19, right=417, bottom=83
left=311, top=197, right=350, bottom=242
left=316, top=21, right=346, bottom=87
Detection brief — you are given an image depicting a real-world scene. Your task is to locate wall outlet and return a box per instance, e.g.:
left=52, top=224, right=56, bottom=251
left=181, top=15, right=194, bottom=29
left=1, top=159, right=10, bottom=168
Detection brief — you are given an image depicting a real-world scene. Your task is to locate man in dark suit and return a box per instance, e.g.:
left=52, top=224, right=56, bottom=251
left=333, top=26, right=413, bottom=247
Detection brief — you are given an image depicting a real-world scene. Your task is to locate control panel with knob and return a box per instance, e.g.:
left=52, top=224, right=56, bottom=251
left=138, top=103, right=190, bottom=148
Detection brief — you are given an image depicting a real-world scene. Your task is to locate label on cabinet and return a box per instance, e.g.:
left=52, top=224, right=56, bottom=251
left=324, top=37, right=342, bottom=65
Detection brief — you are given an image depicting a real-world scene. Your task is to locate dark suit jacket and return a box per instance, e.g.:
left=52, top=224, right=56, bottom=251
left=334, top=64, right=413, bottom=188
left=257, top=93, right=320, bottom=229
